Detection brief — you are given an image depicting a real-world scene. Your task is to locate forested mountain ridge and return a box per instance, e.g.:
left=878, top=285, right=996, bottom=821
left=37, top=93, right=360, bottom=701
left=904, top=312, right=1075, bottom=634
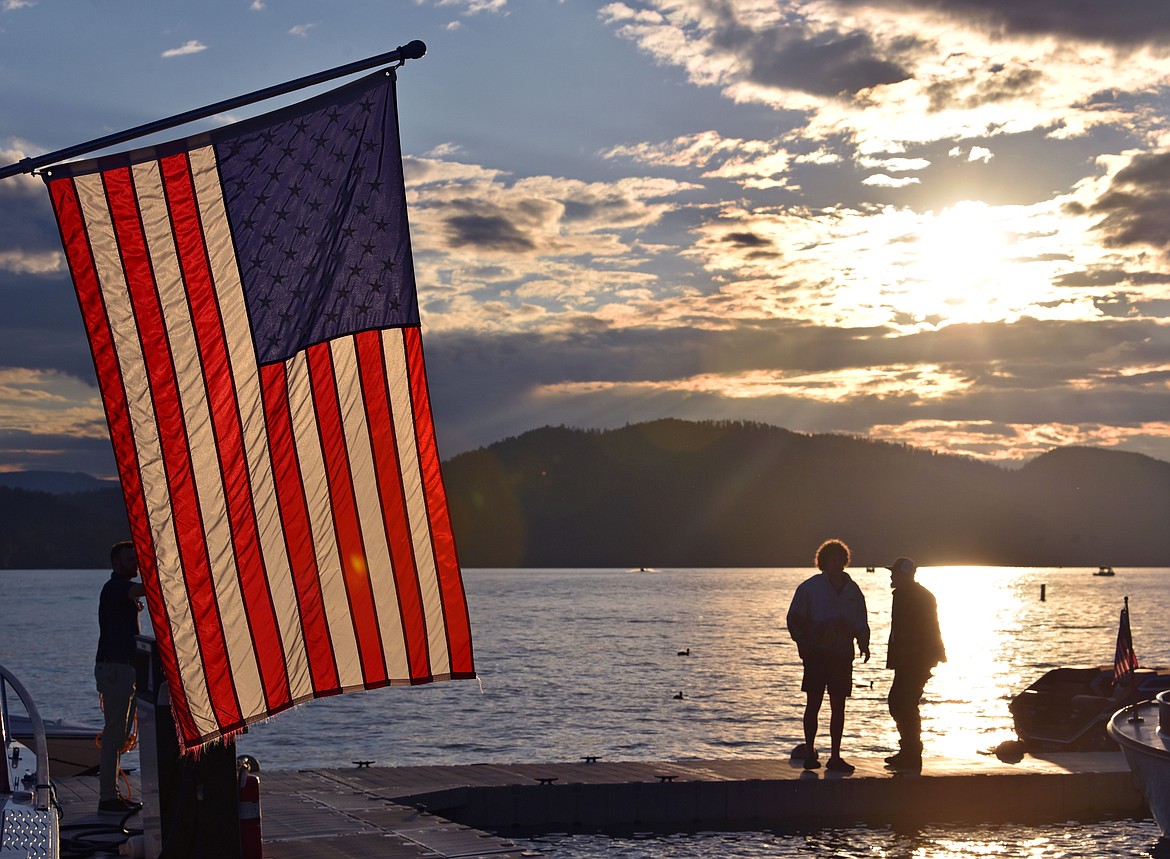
left=1, top=419, right=1167, bottom=568
left=442, top=419, right=1170, bottom=568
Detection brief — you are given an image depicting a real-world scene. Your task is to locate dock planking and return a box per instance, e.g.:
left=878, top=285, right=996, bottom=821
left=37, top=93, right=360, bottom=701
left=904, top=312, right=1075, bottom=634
left=51, top=751, right=1149, bottom=857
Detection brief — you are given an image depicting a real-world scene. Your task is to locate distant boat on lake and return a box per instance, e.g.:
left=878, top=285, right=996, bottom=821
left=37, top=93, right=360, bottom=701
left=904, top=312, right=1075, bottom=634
left=1094, top=566, right=1116, bottom=576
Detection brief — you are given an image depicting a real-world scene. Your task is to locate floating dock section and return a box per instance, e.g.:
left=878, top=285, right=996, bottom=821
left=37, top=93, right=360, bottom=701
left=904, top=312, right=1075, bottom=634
left=54, top=752, right=1149, bottom=858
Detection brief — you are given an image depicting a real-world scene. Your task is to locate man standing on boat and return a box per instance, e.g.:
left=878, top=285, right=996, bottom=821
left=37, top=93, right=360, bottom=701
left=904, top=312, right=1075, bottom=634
left=94, top=540, right=145, bottom=814
left=786, top=539, right=870, bottom=774
left=884, top=557, right=946, bottom=771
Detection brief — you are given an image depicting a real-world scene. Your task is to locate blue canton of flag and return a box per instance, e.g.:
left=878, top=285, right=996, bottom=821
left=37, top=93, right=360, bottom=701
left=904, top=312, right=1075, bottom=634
left=217, top=73, right=419, bottom=364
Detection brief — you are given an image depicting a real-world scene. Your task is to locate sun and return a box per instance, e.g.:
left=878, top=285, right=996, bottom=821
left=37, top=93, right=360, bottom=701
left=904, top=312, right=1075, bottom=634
left=897, top=200, right=1023, bottom=324
left=823, top=198, right=1080, bottom=331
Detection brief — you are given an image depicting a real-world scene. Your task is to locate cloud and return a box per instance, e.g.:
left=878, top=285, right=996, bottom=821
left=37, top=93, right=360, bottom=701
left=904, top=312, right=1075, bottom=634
left=446, top=212, right=536, bottom=252
left=2, top=0, right=35, bottom=10
left=1074, top=149, right=1170, bottom=260
left=837, top=0, right=1170, bottom=50
left=862, top=173, right=920, bottom=188
left=288, top=23, right=317, bottom=37
left=601, top=0, right=1170, bottom=156
left=436, top=0, right=508, bottom=14
left=250, top=0, right=265, bottom=9
left=604, top=130, right=801, bottom=189
left=404, top=157, right=700, bottom=330
left=0, top=250, right=62, bottom=275
left=161, top=40, right=207, bottom=58
left=422, top=314, right=1170, bottom=463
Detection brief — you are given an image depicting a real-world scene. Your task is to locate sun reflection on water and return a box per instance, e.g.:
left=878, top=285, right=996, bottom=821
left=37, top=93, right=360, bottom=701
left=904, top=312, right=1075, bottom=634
left=916, top=567, right=1031, bottom=757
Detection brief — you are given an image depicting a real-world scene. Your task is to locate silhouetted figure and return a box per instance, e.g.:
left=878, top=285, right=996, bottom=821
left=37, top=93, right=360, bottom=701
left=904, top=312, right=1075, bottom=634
left=95, top=540, right=146, bottom=814
left=786, top=539, right=870, bottom=774
left=883, top=557, right=945, bottom=770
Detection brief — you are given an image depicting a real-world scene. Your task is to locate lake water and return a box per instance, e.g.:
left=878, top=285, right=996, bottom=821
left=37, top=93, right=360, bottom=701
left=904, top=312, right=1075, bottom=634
left=0, top=566, right=1166, bottom=856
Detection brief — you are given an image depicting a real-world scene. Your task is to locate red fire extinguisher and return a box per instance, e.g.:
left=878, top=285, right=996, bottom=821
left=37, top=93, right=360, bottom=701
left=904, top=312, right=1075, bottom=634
left=238, top=761, right=262, bottom=859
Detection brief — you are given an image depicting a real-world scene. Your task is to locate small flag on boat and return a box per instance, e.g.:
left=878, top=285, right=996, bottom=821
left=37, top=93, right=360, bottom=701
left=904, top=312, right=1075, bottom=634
left=43, top=69, right=475, bottom=751
left=1112, top=596, right=1138, bottom=685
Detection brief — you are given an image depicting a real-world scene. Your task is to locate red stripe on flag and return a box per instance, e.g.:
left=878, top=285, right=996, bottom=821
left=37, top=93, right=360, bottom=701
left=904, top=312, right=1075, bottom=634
left=305, top=341, right=388, bottom=685
left=402, top=328, right=474, bottom=676
left=260, top=362, right=342, bottom=694
left=159, top=153, right=292, bottom=712
left=102, top=167, right=244, bottom=730
left=46, top=176, right=200, bottom=741
left=354, top=329, right=431, bottom=679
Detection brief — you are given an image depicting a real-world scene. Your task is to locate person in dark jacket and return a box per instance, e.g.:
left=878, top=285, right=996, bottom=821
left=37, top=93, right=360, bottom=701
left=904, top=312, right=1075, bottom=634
left=95, top=540, right=146, bottom=814
left=883, top=557, right=945, bottom=770
left=787, top=539, right=870, bottom=774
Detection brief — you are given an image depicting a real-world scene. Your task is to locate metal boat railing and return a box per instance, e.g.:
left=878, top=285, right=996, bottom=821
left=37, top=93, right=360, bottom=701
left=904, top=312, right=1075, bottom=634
left=0, top=662, right=52, bottom=811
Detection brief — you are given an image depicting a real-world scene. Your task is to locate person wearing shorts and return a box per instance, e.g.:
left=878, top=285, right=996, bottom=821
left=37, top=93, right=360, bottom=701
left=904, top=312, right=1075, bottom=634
left=786, top=539, right=870, bottom=774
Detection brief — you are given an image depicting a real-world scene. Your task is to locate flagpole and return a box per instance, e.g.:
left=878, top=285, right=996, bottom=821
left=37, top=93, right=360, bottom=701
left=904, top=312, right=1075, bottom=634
left=0, top=40, right=426, bottom=181
left=1124, top=594, right=1145, bottom=723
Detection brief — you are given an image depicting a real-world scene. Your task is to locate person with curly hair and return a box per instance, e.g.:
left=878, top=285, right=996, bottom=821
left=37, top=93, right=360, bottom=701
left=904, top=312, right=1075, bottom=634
left=786, top=538, right=870, bottom=774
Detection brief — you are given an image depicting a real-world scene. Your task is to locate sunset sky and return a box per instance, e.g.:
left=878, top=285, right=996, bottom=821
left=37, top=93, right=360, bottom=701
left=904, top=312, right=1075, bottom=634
left=2, top=0, right=1169, bottom=478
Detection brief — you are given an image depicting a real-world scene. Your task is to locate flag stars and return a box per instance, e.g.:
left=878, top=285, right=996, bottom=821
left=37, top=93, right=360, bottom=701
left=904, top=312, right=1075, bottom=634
left=217, top=78, right=416, bottom=364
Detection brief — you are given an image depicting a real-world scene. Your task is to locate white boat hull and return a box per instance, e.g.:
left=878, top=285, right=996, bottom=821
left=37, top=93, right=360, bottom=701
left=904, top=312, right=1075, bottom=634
left=9, top=714, right=101, bottom=777
left=1108, top=691, right=1170, bottom=838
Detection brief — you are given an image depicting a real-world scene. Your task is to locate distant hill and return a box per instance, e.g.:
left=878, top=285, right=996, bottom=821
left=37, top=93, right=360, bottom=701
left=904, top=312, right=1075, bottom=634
left=0, top=485, right=129, bottom=568
left=0, top=471, right=117, bottom=494
left=442, top=419, right=1170, bottom=568
left=2, top=420, right=1167, bottom=568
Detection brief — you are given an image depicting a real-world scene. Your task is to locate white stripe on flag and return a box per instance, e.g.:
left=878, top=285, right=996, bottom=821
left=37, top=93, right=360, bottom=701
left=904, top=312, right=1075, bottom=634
left=385, top=328, right=452, bottom=676
left=284, top=350, right=365, bottom=690
left=71, top=171, right=218, bottom=732
left=132, top=158, right=268, bottom=726
left=331, top=337, right=412, bottom=680
left=188, top=145, right=316, bottom=705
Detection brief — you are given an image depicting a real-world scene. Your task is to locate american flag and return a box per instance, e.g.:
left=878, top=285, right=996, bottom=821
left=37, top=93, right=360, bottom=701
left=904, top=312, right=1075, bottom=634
left=44, top=69, right=475, bottom=751
left=1112, top=597, right=1138, bottom=686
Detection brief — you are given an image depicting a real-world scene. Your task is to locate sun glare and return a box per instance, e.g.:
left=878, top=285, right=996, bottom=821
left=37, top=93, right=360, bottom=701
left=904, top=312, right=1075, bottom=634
left=827, top=199, right=1083, bottom=331
left=898, top=202, right=1022, bottom=323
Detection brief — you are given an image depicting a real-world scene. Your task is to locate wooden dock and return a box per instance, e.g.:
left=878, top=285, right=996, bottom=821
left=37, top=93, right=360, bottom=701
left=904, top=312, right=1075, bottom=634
left=52, top=751, right=1149, bottom=857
